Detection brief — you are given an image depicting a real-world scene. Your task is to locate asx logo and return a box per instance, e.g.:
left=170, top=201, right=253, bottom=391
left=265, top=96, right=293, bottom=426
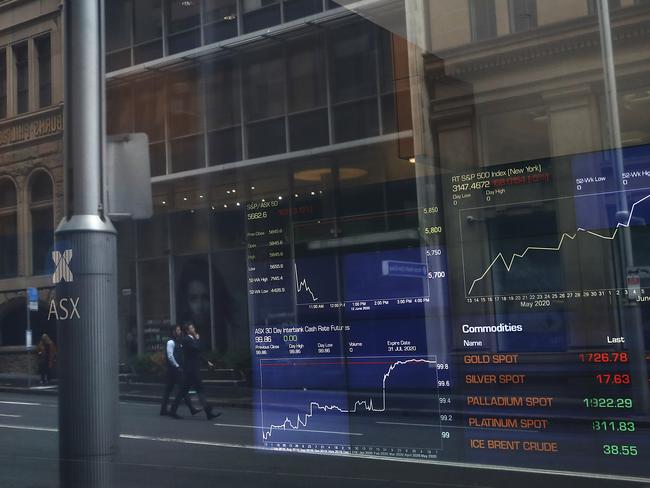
left=52, top=249, right=73, bottom=284
left=49, top=248, right=80, bottom=321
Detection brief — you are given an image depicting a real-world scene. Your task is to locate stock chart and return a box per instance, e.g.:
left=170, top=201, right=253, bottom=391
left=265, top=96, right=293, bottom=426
left=245, top=145, right=650, bottom=480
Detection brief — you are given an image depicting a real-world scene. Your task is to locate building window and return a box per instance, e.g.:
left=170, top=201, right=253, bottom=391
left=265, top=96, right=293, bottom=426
left=204, top=58, right=242, bottom=165
left=133, top=0, right=163, bottom=63
left=329, top=24, right=379, bottom=142
left=167, top=69, right=205, bottom=172
left=0, top=49, right=6, bottom=119
left=107, top=85, right=134, bottom=134
left=106, top=0, right=133, bottom=71
left=470, top=0, right=497, bottom=41
left=134, top=75, right=166, bottom=176
left=29, top=171, right=54, bottom=276
left=0, top=178, right=17, bottom=279
left=36, top=35, right=52, bottom=108
left=242, top=0, right=281, bottom=33
left=14, top=43, right=29, bottom=114
left=106, top=0, right=163, bottom=71
left=243, top=47, right=286, bottom=157
left=166, top=0, right=201, bottom=55
left=287, top=36, right=328, bottom=150
left=283, top=0, right=323, bottom=22
left=204, top=0, right=239, bottom=44
left=509, top=0, right=537, bottom=33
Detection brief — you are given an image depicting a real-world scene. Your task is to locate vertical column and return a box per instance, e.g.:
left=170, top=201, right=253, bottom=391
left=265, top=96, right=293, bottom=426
left=56, top=1, right=119, bottom=487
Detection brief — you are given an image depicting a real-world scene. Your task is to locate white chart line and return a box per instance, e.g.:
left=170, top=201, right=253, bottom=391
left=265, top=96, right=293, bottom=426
left=467, top=194, right=650, bottom=295
left=262, top=358, right=437, bottom=441
left=294, top=262, right=318, bottom=301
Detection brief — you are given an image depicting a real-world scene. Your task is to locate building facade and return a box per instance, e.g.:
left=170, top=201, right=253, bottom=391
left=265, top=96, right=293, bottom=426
left=104, top=0, right=650, bottom=477
left=0, top=0, right=647, bottom=480
left=0, top=0, right=62, bottom=372
left=106, top=0, right=414, bottom=361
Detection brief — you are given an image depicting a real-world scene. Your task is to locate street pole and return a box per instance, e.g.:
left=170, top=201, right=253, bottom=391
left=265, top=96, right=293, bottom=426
left=56, top=1, right=119, bottom=486
left=26, top=301, right=31, bottom=388
left=597, top=0, right=649, bottom=414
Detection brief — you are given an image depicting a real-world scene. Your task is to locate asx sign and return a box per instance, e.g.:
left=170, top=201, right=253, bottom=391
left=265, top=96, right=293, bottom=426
left=52, top=249, right=73, bottom=284
left=49, top=248, right=80, bottom=321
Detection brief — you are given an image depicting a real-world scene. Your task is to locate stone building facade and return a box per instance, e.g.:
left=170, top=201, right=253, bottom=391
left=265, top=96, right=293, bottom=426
left=0, top=0, right=63, bottom=372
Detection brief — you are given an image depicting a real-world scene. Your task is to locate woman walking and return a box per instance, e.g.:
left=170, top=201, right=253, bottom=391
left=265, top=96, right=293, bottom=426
left=36, top=334, right=56, bottom=385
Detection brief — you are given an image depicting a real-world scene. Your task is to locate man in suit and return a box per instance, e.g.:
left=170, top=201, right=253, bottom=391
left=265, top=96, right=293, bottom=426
left=169, top=322, right=220, bottom=420
left=160, top=324, right=201, bottom=416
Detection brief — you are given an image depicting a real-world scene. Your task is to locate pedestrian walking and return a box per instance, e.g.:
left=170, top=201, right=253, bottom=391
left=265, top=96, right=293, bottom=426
left=160, top=324, right=201, bottom=416
left=36, top=334, right=56, bottom=385
left=169, top=323, right=220, bottom=420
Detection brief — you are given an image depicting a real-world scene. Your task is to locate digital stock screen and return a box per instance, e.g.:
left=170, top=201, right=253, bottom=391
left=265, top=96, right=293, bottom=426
left=246, top=146, right=650, bottom=480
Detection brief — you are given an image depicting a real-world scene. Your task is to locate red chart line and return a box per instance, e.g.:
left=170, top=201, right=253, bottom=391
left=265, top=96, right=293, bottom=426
left=261, top=361, right=403, bottom=367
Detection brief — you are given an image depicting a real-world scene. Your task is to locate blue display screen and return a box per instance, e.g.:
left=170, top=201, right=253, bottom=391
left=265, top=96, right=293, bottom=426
left=246, top=145, right=650, bottom=478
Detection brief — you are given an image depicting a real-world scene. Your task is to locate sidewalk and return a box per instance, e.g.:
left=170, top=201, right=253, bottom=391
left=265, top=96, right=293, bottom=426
left=0, top=374, right=442, bottom=415
left=0, top=373, right=255, bottom=408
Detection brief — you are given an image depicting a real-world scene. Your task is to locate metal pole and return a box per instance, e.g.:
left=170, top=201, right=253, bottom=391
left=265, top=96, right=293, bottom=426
left=596, top=0, right=649, bottom=414
left=56, top=1, right=119, bottom=486
left=26, top=302, right=31, bottom=388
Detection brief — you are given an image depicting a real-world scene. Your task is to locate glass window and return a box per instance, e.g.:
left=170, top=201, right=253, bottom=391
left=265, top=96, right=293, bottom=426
left=0, top=179, right=16, bottom=208
left=287, top=36, right=326, bottom=113
left=170, top=134, right=205, bottom=172
left=107, top=49, right=132, bottom=72
left=149, top=141, right=167, bottom=177
left=242, top=48, right=285, bottom=121
left=134, top=0, right=163, bottom=63
left=333, top=98, right=379, bottom=142
left=70, top=1, right=650, bottom=485
left=167, top=0, right=201, bottom=54
left=510, top=0, right=538, bottom=32
left=134, top=76, right=165, bottom=141
left=172, top=209, right=209, bottom=254
left=14, top=43, right=29, bottom=114
left=204, top=0, right=239, bottom=43
left=30, top=172, right=53, bottom=202
left=204, top=58, right=241, bottom=130
left=29, top=172, right=54, bottom=276
left=470, top=0, right=497, bottom=41
left=208, top=126, right=241, bottom=165
left=0, top=179, right=17, bottom=279
left=247, top=118, right=286, bottom=158
left=167, top=0, right=201, bottom=34
left=107, top=85, right=133, bottom=134
left=106, top=0, right=133, bottom=53
left=138, top=214, right=168, bottom=258
left=289, top=108, right=328, bottom=150
left=167, top=68, right=203, bottom=138
left=139, top=258, right=170, bottom=336
left=242, top=0, right=281, bottom=33
left=329, top=23, right=377, bottom=103
left=0, top=49, right=6, bottom=118
left=36, top=35, right=52, bottom=108
left=283, top=0, right=322, bottom=21
left=0, top=213, right=17, bottom=278
left=134, top=0, right=163, bottom=44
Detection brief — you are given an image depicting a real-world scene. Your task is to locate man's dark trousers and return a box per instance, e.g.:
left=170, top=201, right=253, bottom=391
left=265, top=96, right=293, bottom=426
left=160, top=367, right=195, bottom=414
left=170, top=368, right=212, bottom=416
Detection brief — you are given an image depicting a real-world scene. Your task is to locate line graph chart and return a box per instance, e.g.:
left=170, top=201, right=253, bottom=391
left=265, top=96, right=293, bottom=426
left=294, top=262, right=318, bottom=302
left=455, top=184, right=650, bottom=297
left=466, top=194, right=650, bottom=295
left=293, top=248, right=436, bottom=308
left=258, top=355, right=442, bottom=458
